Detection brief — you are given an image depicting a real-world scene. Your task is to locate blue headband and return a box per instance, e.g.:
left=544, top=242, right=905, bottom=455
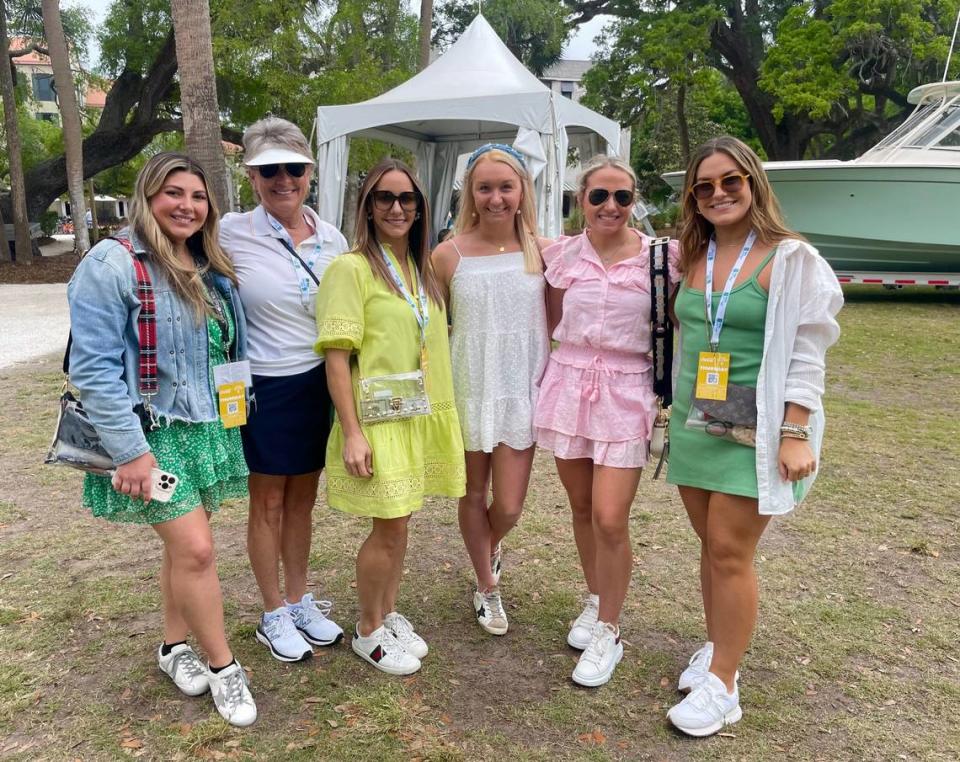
left=466, top=143, right=527, bottom=170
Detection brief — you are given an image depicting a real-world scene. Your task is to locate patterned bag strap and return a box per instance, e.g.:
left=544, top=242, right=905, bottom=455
left=649, top=236, right=673, bottom=406
left=63, top=237, right=158, bottom=416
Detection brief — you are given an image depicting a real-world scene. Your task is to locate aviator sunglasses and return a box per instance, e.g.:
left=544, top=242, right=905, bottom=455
left=689, top=172, right=751, bottom=200
left=371, top=190, right=420, bottom=211
left=587, top=188, right=635, bottom=207
left=257, top=163, right=308, bottom=179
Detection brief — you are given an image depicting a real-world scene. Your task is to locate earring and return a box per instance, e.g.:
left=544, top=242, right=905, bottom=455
left=367, top=213, right=373, bottom=220
left=471, top=211, right=477, bottom=218
left=415, top=212, right=421, bottom=220
left=516, top=209, right=521, bottom=215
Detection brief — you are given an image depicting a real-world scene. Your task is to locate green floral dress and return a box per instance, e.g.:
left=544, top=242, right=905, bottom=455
left=83, top=305, right=249, bottom=525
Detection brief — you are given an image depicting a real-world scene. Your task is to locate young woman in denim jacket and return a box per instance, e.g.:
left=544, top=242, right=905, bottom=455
left=67, top=153, right=257, bottom=727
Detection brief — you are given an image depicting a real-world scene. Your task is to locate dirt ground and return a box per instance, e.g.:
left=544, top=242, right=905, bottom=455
left=0, top=287, right=959, bottom=760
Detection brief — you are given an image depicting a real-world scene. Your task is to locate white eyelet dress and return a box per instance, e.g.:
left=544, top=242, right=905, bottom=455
left=449, top=246, right=550, bottom=453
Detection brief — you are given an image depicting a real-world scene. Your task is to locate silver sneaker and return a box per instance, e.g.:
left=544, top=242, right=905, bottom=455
left=157, top=643, right=209, bottom=696
left=473, top=587, right=508, bottom=635
left=208, top=661, right=257, bottom=727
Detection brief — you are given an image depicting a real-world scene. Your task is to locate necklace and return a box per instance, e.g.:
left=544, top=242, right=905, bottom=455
left=589, top=230, right=633, bottom=267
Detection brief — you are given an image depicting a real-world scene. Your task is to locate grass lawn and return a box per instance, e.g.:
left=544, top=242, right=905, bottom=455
left=0, top=285, right=958, bottom=760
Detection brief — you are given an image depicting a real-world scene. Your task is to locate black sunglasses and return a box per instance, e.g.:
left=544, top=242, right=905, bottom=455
left=587, top=188, right=635, bottom=207
left=371, top=190, right=419, bottom=211
left=257, top=163, right=308, bottom=179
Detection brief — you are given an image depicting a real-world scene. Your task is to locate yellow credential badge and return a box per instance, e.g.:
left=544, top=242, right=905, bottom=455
left=218, top=381, right=247, bottom=428
left=695, top=351, right=730, bottom=401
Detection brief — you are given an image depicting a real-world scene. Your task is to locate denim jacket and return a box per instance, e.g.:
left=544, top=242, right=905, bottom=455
left=66, top=230, right=248, bottom=465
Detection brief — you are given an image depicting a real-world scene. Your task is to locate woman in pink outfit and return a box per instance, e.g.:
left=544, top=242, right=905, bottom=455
left=534, top=155, right=678, bottom=688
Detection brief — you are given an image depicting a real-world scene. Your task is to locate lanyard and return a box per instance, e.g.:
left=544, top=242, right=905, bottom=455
left=379, top=245, right=429, bottom=349
left=704, top=229, right=756, bottom=351
left=265, top=210, right=324, bottom=308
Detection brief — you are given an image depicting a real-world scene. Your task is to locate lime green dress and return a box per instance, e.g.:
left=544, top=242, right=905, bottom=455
left=667, top=251, right=775, bottom=498
left=83, top=309, right=249, bottom=524
left=315, top=249, right=466, bottom=518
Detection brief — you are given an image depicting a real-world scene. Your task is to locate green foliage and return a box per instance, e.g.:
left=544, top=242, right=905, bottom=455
left=434, top=0, right=569, bottom=75
left=4, top=0, right=94, bottom=63
left=97, top=0, right=171, bottom=77
left=38, top=209, right=58, bottom=234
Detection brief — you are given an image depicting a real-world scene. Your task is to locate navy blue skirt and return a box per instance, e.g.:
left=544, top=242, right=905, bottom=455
left=241, top=363, right=332, bottom=476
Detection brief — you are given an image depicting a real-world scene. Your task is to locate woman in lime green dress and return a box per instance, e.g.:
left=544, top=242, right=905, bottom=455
left=316, top=159, right=465, bottom=676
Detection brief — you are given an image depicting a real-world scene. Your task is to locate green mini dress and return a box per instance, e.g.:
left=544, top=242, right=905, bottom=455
left=667, top=251, right=775, bottom=498
left=83, top=308, right=249, bottom=525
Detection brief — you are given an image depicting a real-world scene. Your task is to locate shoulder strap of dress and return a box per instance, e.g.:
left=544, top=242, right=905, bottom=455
left=450, top=237, right=464, bottom=259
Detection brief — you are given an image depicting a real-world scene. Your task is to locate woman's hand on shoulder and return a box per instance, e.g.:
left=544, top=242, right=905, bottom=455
left=778, top=438, right=816, bottom=482
left=342, top=432, right=373, bottom=478
left=112, top=451, right=159, bottom=501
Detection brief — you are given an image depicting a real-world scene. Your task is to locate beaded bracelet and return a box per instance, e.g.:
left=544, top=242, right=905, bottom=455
left=779, top=422, right=811, bottom=440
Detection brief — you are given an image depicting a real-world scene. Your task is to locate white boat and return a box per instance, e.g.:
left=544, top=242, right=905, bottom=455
left=662, top=81, right=960, bottom=285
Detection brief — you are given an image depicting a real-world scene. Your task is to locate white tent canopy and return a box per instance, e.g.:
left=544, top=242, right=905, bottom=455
left=314, top=15, right=628, bottom=239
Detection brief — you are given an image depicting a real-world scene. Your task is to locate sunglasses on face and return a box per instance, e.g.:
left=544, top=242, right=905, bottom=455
left=371, top=190, right=419, bottom=211
left=256, top=163, right=308, bottom=179
left=587, top=188, right=635, bottom=207
left=689, top=172, right=751, bottom=200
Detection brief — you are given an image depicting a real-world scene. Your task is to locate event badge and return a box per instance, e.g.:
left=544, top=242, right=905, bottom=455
left=213, top=361, right=252, bottom=428
left=695, top=352, right=730, bottom=400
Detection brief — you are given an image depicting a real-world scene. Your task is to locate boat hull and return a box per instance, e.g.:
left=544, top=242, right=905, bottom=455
left=662, top=162, right=960, bottom=274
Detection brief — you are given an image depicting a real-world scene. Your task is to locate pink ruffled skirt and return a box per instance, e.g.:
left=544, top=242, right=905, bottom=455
left=533, top=343, right=659, bottom=469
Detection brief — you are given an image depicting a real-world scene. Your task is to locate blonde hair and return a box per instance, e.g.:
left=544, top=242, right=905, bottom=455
left=453, top=149, right=541, bottom=274
left=128, top=152, right=237, bottom=319
left=678, top=136, right=801, bottom=274
left=576, top=154, right=638, bottom=199
left=353, top=158, right=444, bottom=307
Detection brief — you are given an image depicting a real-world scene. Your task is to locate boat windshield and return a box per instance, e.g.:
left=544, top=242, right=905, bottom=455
left=860, top=87, right=960, bottom=160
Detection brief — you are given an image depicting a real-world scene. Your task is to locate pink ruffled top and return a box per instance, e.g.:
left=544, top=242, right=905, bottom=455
left=533, top=230, right=680, bottom=464
left=544, top=229, right=680, bottom=359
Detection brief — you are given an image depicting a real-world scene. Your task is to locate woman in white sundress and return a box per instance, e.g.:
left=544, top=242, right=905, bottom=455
left=432, top=143, right=550, bottom=636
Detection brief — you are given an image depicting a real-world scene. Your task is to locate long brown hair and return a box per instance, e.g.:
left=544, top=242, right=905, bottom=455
left=453, top=148, right=541, bottom=274
left=353, top=158, right=444, bottom=306
left=677, top=136, right=801, bottom=274
left=128, top=152, right=237, bottom=318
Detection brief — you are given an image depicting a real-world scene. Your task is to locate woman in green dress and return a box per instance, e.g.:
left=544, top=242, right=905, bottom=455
left=67, top=153, right=256, bottom=727
left=316, top=159, right=466, bottom=676
left=665, top=137, right=842, bottom=736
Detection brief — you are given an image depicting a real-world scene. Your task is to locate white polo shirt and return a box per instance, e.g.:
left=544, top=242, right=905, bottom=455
left=220, top=205, right=348, bottom=377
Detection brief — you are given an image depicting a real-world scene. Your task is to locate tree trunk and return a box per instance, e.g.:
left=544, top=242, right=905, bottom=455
left=418, top=0, right=433, bottom=70
left=41, top=0, right=91, bottom=254
left=169, top=0, right=230, bottom=212
left=0, top=190, right=8, bottom=261
left=87, top=180, right=98, bottom=244
left=0, top=0, right=35, bottom=264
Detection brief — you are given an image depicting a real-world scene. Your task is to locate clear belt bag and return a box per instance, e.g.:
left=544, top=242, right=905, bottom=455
left=357, top=370, right=430, bottom=423
left=648, top=236, right=674, bottom=479
left=356, top=247, right=432, bottom=425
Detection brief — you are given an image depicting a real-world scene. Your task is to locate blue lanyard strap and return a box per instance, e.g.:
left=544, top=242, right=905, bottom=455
left=704, top=229, right=757, bottom=351
left=265, top=211, right=324, bottom=305
left=379, top=245, right=429, bottom=349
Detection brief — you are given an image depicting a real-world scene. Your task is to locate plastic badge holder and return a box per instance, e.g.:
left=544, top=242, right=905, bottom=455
left=357, top=370, right=430, bottom=424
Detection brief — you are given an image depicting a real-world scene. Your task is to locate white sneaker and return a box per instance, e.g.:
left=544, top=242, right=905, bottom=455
left=351, top=624, right=421, bottom=675
left=208, top=661, right=257, bottom=728
left=473, top=588, right=508, bottom=635
left=567, top=593, right=599, bottom=650
left=572, top=621, right=623, bottom=687
left=256, top=607, right=312, bottom=662
left=677, top=642, right=739, bottom=692
left=286, top=593, right=344, bottom=647
left=678, top=641, right=713, bottom=692
left=668, top=671, right=741, bottom=737
left=490, top=542, right=503, bottom=585
left=384, top=611, right=428, bottom=659
left=157, top=643, right=209, bottom=696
